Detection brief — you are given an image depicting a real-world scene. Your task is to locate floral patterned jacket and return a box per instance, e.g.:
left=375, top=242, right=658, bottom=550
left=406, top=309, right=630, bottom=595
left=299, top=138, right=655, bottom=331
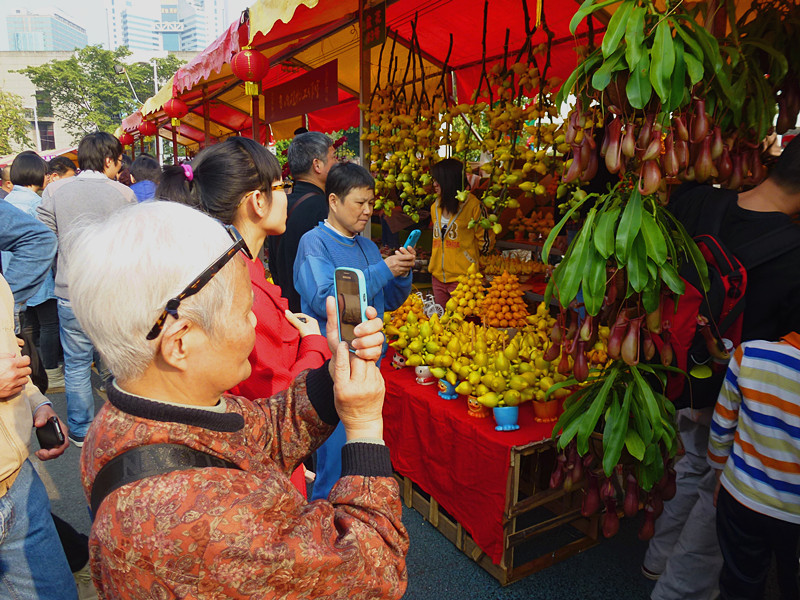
left=81, top=365, right=409, bottom=599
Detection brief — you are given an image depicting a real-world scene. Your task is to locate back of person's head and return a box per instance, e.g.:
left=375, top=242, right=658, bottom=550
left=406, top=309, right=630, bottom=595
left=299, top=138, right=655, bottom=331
left=326, top=162, right=375, bottom=203
left=10, top=151, right=47, bottom=188
left=48, top=156, right=76, bottom=178
left=189, top=136, right=281, bottom=224
left=131, top=154, right=161, bottom=184
left=770, top=135, right=800, bottom=193
left=155, top=164, right=194, bottom=205
left=431, top=158, right=465, bottom=215
left=67, top=201, right=237, bottom=382
left=78, top=131, right=123, bottom=173
left=288, top=131, right=333, bottom=178
left=293, top=126, right=309, bottom=136
left=0, top=166, right=10, bottom=183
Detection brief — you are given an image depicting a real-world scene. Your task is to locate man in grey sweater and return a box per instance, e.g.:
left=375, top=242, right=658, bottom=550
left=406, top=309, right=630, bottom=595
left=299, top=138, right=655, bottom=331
left=37, top=131, right=136, bottom=446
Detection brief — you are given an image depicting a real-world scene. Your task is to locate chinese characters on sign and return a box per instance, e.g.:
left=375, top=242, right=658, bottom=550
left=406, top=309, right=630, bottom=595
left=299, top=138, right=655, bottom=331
left=362, top=3, right=386, bottom=49
left=262, top=60, right=339, bottom=123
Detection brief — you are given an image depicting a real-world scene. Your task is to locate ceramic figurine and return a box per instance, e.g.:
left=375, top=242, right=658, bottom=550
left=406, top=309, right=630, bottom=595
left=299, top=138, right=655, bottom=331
left=415, top=366, right=436, bottom=385
left=437, top=379, right=458, bottom=399
left=392, top=353, right=407, bottom=369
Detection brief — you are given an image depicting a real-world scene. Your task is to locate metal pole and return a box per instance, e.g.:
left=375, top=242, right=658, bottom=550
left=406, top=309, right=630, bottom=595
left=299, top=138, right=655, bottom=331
left=153, top=61, right=163, bottom=164
left=31, top=103, right=41, bottom=152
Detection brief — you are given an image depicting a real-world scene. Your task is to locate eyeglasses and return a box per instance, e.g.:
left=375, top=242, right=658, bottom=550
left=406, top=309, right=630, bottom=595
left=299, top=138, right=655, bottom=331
left=271, top=180, right=290, bottom=191
left=145, top=224, right=253, bottom=340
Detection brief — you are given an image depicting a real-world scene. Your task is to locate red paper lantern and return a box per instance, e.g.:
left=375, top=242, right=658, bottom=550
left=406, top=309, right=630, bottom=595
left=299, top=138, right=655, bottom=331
left=118, top=131, right=134, bottom=146
left=231, top=47, right=269, bottom=96
left=163, top=97, right=189, bottom=127
left=138, top=120, right=158, bottom=138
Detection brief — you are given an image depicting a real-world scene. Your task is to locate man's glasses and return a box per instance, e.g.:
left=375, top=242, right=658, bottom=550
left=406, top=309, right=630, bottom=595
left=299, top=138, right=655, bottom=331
left=145, top=225, right=253, bottom=340
left=271, top=180, right=291, bottom=191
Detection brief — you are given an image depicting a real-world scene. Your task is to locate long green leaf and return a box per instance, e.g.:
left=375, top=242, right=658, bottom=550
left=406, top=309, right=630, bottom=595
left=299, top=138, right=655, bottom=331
left=602, top=1, right=634, bottom=59
left=658, top=208, right=710, bottom=289
left=744, top=40, right=788, bottom=83
left=542, top=193, right=592, bottom=265
left=650, top=20, right=675, bottom=105
left=627, top=233, right=649, bottom=292
left=631, top=365, right=664, bottom=441
left=625, top=429, right=645, bottom=461
left=625, top=6, right=646, bottom=70
left=668, top=36, right=686, bottom=113
left=594, top=206, right=620, bottom=259
left=570, top=0, right=623, bottom=35
left=659, top=262, right=685, bottom=295
left=641, top=211, right=667, bottom=265
left=602, top=386, right=631, bottom=475
left=642, top=281, right=661, bottom=314
left=694, top=25, right=733, bottom=98
left=592, top=47, right=626, bottom=91
left=558, top=208, right=597, bottom=306
left=615, top=187, right=642, bottom=263
left=631, top=397, right=654, bottom=445
left=576, top=368, right=619, bottom=453
left=626, top=52, right=652, bottom=109
left=582, top=245, right=607, bottom=316
left=684, top=53, right=704, bottom=86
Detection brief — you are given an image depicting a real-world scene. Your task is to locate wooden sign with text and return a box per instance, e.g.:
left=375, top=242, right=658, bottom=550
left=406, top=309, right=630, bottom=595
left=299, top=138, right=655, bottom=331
left=362, top=3, right=386, bottom=49
left=263, top=60, right=338, bottom=123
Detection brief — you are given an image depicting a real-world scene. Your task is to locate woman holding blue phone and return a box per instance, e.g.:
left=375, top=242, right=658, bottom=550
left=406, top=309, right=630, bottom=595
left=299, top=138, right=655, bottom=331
left=429, top=158, right=495, bottom=307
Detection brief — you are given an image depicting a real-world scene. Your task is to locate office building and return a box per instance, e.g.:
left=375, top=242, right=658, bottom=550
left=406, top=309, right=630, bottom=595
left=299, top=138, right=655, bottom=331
left=7, top=9, right=88, bottom=52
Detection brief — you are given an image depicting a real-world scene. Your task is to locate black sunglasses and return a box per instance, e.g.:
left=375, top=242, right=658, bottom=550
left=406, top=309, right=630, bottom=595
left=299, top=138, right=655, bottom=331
left=145, top=225, right=253, bottom=340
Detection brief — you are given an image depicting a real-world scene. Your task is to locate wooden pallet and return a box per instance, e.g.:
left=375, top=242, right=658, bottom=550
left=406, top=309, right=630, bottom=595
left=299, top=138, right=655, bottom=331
left=395, top=439, right=599, bottom=586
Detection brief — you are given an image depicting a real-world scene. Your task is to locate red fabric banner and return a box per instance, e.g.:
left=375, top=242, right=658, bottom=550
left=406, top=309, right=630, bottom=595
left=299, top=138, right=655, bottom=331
left=381, top=352, right=555, bottom=564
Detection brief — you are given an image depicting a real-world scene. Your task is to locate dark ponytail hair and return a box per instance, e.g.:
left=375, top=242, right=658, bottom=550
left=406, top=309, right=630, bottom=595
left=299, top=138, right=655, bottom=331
left=155, top=164, right=194, bottom=205
left=431, top=158, right=465, bottom=215
left=154, top=137, right=282, bottom=224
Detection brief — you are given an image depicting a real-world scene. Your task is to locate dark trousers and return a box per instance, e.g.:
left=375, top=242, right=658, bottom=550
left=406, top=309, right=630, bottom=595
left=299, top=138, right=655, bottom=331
left=51, top=513, right=89, bottom=573
left=23, top=299, right=61, bottom=369
left=717, top=486, right=800, bottom=600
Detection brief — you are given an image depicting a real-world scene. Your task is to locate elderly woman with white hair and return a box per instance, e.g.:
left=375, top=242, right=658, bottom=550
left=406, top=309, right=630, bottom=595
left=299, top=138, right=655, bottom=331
left=69, top=201, right=409, bottom=599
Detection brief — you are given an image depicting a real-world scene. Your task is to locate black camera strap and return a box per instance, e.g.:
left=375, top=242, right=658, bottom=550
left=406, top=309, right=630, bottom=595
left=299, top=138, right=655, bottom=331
left=89, top=443, right=240, bottom=518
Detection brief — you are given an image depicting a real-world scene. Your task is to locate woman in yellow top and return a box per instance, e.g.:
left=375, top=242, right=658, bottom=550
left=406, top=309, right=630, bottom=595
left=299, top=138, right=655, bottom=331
left=429, top=158, right=494, bottom=307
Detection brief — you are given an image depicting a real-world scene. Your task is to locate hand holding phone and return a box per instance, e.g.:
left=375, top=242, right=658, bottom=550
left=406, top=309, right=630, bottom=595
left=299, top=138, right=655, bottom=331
left=334, top=267, right=368, bottom=350
left=36, top=416, right=65, bottom=450
left=405, top=229, right=421, bottom=248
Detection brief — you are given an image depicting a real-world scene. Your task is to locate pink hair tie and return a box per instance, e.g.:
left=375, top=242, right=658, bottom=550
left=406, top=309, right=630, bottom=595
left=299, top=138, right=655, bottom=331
left=182, top=164, right=193, bottom=182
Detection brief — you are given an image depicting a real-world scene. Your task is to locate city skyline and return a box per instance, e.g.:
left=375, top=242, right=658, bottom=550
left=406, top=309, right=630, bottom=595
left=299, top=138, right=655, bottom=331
left=0, top=0, right=251, bottom=52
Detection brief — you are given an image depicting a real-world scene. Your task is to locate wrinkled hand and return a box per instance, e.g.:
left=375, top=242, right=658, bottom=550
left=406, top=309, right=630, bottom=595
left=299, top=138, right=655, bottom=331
left=384, top=246, right=416, bottom=277
left=284, top=310, right=321, bottom=337
left=33, top=404, right=70, bottom=460
left=0, top=353, right=31, bottom=399
left=331, top=340, right=385, bottom=442
left=324, top=296, right=384, bottom=362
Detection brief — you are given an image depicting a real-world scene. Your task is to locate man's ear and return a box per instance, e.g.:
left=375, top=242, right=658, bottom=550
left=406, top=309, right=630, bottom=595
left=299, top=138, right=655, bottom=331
left=157, top=318, right=195, bottom=371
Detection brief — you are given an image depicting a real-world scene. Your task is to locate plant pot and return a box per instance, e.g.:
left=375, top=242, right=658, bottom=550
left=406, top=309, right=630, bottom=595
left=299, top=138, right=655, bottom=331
left=467, top=395, right=490, bottom=418
left=493, top=406, right=520, bottom=431
left=532, top=400, right=560, bottom=423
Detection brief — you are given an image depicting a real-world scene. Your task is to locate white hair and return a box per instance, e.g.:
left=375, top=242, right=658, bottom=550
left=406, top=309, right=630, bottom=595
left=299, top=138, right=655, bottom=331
left=67, top=201, right=238, bottom=382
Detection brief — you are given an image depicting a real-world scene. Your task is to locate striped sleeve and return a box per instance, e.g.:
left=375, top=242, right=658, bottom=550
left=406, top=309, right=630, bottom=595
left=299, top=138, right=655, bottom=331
left=708, top=344, right=744, bottom=468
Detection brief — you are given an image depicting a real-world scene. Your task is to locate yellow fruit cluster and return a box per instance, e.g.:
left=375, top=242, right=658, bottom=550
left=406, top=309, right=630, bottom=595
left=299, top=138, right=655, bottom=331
left=479, top=271, right=529, bottom=328
left=388, top=292, right=427, bottom=327
left=444, top=263, right=485, bottom=317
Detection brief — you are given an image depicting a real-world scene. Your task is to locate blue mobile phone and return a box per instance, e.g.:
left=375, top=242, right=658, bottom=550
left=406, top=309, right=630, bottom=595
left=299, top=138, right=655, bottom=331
left=334, top=267, right=368, bottom=350
left=405, top=229, right=421, bottom=248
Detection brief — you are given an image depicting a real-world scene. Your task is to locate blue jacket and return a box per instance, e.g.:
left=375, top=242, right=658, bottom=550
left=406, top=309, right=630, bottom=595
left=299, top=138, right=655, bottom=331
left=130, top=180, right=157, bottom=203
left=1, top=187, right=56, bottom=307
left=0, top=198, right=57, bottom=317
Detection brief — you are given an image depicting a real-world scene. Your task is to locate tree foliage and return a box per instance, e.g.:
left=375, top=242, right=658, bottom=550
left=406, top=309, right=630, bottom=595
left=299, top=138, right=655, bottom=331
left=0, top=90, right=31, bottom=154
left=17, top=45, right=185, bottom=143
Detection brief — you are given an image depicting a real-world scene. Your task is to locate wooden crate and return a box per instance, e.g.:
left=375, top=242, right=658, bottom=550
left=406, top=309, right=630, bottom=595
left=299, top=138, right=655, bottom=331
left=395, top=439, right=599, bottom=586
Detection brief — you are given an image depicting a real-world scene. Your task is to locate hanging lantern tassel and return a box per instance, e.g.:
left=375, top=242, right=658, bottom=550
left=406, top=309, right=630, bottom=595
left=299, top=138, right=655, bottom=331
left=231, top=47, right=269, bottom=97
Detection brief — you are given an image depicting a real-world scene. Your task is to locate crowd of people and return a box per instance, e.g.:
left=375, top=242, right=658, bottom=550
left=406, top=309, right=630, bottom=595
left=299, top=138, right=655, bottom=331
left=0, top=127, right=799, bottom=600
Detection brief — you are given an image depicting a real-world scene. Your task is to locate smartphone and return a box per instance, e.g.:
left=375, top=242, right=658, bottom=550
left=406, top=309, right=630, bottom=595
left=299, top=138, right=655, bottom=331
left=36, top=416, right=65, bottom=450
left=334, top=267, right=368, bottom=349
left=405, top=229, right=421, bottom=248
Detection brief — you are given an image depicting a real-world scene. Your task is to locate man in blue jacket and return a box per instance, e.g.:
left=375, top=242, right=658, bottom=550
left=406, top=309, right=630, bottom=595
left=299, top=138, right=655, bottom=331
left=294, top=162, right=415, bottom=499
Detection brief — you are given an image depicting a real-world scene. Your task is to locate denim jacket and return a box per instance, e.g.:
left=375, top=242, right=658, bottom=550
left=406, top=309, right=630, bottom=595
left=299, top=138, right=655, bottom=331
left=1, top=188, right=56, bottom=307
left=0, top=198, right=57, bottom=322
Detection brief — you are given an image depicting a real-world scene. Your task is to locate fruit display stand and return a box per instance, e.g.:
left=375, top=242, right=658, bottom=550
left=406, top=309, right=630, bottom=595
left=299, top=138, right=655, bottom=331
left=381, top=351, right=599, bottom=585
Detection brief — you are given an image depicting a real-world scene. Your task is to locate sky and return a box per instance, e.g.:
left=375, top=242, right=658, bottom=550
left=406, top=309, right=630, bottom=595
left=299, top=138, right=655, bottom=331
left=0, top=0, right=252, bottom=51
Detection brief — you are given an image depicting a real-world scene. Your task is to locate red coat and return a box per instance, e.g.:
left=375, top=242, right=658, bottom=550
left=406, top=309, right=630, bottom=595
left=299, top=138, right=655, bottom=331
left=229, top=255, right=330, bottom=497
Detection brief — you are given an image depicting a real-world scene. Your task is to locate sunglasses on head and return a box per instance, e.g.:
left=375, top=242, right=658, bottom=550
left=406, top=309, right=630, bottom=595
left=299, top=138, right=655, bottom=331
left=145, top=224, right=252, bottom=340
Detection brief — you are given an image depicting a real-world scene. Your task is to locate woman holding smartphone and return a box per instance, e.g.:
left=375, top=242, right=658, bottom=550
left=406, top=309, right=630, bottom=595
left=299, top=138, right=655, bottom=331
left=159, top=137, right=330, bottom=497
left=428, top=158, right=495, bottom=307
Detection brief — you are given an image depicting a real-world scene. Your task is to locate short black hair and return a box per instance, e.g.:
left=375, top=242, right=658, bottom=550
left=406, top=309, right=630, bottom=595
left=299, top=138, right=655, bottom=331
left=771, top=135, right=800, bottom=193
left=288, top=131, right=332, bottom=177
left=47, top=156, right=76, bottom=176
left=293, top=126, right=309, bottom=136
left=10, top=151, right=47, bottom=187
left=77, top=131, right=123, bottom=172
left=130, top=154, right=161, bottom=183
left=326, top=162, right=374, bottom=204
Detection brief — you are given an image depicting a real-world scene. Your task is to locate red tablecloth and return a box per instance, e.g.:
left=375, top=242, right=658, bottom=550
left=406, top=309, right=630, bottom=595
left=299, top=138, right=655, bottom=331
left=381, top=355, right=556, bottom=564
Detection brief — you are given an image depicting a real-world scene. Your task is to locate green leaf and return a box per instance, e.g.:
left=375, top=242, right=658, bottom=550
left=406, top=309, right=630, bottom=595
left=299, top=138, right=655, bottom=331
left=694, top=25, right=733, bottom=98
left=646, top=258, right=658, bottom=281
left=577, top=368, right=619, bottom=452
left=642, top=281, right=661, bottom=314
left=641, top=211, right=668, bottom=265
left=594, top=206, right=620, bottom=259
left=631, top=397, right=654, bottom=445
left=668, top=36, right=686, bottom=113
left=582, top=245, right=607, bottom=316
left=672, top=19, right=703, bottom=63
left=659, top=262, right=685, bottom=295
left=592, top=47, right=626, bottom=91
left=744, top=40, right=789, bottom=82
left=626, top=52, right=652, bottom=109
left=650, top=20, right=675, bottom=105
left=684, top=53, right=704, bottom=86
left=631, top=365, right=664, bottom=441
left=558, top=208, right=598, bottom=307
left=602, top=1, right=634, bottom=59
left=625, top=429, right=646, bottom=460
left=627, top=233, right=649, bottom=292
left=624, top=6, right=646, bottom=70
left=602, top=386, right=632, bottom=475
left=570, top=0, right=623, bottom=35
left=615, top=187, right=643, bottom=263
left=542, top=193, right=592, bottom=265
left=556, top=51, right=602, bottom=107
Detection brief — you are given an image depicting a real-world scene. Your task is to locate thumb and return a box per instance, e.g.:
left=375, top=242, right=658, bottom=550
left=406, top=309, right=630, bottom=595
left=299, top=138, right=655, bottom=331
left=325, top=296, right=339, bottom=339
